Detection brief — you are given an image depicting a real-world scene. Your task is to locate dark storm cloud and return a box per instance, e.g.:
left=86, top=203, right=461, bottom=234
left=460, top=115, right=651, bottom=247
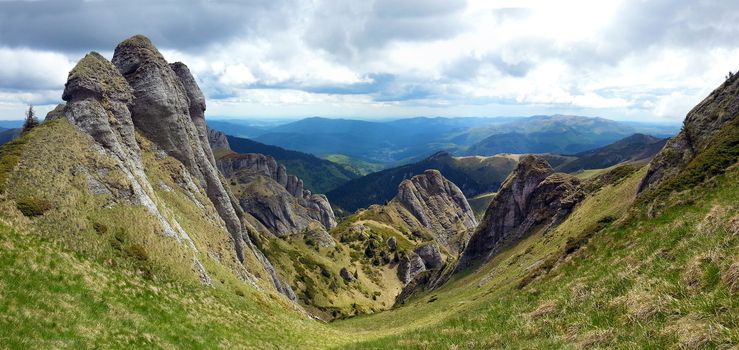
left=0, top=0, right=293, bottom=52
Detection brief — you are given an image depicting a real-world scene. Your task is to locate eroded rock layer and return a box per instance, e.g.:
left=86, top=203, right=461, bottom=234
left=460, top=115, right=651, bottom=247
left=457, top=155, right=584, bottom=270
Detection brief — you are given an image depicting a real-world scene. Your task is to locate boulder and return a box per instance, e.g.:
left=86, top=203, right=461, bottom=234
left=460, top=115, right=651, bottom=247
left=397, top=252, right=426, bottom=284
left=339, top=267, right=354, bottom=282
left=414, top=244, right=443, bottom=270
left=387, top=236, right=397, bottom=251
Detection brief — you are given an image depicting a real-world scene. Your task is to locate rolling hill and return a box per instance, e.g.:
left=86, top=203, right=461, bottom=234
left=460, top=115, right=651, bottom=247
left=249, top=115, right=678, bottom=164
left=557, top=133, right=668, bottom=172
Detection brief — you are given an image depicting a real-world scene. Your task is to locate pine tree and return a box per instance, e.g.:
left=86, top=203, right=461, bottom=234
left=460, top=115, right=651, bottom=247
left=22, top=104, right=39, bottom=133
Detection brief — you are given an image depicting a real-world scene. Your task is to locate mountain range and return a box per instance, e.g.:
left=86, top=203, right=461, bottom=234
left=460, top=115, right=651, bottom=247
left=207, top=115, right=678, bottom=165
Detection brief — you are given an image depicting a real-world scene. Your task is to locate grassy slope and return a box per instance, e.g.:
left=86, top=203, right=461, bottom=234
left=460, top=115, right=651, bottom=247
left=0, top=219, right=349, bottom=349
left=333, top=165, right=738, bottom=348
left=0, top=120, right=350, bottom=348
left=467, top=192, right=495, bottom=220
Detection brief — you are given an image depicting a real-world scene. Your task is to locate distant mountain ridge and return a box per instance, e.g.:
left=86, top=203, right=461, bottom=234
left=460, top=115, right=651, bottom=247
left=238, top=115, right=679, bottom=164
left=327, top=132, right=667, bottom=214
left=557, top=133, right=668, bottom=172
left=327, top=151, right=571, bottom=213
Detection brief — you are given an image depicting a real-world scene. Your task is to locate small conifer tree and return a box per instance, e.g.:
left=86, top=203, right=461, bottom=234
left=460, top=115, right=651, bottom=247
left=22, top=104, right=39, bottom=133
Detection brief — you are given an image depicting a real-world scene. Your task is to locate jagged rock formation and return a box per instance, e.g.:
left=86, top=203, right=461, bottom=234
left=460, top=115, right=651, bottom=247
left=397, top=252, right=427, bottom=284
left=216, top=151, right=337, bottom=237
left=61, top=52, right=194, bottom=245
left=112, top=35, right=247, bottom=256
left=55, top=36, right=295, bottom=299
left=394, top=169, right=478, bottom=254
left=208, top=128, right=230, bottom=152
left=639, top=74, right=739, bottom=193
left=457, top=155, right=584, bottom=270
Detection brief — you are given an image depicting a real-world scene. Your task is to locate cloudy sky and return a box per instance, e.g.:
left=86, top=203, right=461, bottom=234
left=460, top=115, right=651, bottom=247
left=0, top=0, right=737, bottom=122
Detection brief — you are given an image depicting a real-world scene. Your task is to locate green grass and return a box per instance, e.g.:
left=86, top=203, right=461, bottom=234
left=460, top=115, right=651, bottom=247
left=0, top=220, right=350, bottom=349
left=324, top=154, right=384, bottom=176
left=468, top=192, right=495, bottom=220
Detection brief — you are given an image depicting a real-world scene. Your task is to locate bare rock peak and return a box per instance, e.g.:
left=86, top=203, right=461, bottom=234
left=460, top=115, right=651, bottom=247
left=208, top=128, right=231, bottom=151
left=457, top=155, right=584, bottom=270
left=395, top=168, right=477, bottom=254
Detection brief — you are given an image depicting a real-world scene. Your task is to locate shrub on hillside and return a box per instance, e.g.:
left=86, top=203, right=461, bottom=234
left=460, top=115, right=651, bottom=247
left=16, top=197, right=52, bottom=217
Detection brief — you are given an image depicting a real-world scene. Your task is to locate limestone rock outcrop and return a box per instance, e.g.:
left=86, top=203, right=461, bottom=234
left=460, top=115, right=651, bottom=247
left=457, top=155, right=584, bottom=270
left=639, top=73, right=739, bottom=193
left=44, top=103, right=66, bottom=121
left=57, top=36, right=295, bottom=300
left=394, top=169, right=477, bottom=254
left=208, top=128, right=231, bottom=151
left=397, top=252, right=427, bottom=284
left=216, top=152, right=337, bottom=237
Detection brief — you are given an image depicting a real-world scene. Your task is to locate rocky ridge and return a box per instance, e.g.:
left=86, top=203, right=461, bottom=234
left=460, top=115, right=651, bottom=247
left=57, top=36, right=295, bottom=299
left=394, top=169, right=477, bottom=255
left=639, top=73, right=739, bottom=194
left=210, top=136, right=337, bottom=237
left=457, top=155, right=584, bottom=270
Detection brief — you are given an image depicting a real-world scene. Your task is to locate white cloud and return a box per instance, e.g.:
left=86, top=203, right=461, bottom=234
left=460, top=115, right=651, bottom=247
left=1, top=0, right=737, bottom=121
left=0, top=47, right=74, bottom=90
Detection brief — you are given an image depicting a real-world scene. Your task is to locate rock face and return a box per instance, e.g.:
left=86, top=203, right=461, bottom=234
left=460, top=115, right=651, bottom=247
left=414, top=244, right=443, bottom=270
left=394, top=169, right=477, bottom=254
left=208, top=128, right=230, bottom=152
left=457, top=156, right=584, bottom=270
left=111, top=35, right=249, bottom=258
left=61, top=52, right=195, bottom=245
left=59, top=36, right=295, bottom=300
left=339, top=267, right=354, bottom=282
left=397, top=252, right=427, bottom=284
left=639, top=74, right=739, bottom=193
left=44, top=103, right=66, bottom=121
left=216, top=152, right=337, bottom=237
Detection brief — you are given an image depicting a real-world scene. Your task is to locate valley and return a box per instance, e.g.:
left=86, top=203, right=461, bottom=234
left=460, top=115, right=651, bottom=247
left=0, top=33, right=736, bottom=350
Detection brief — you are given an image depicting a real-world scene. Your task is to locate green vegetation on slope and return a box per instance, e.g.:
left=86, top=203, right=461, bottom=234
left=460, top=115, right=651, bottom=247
left=331, top=163, right=738, bottom=348
left=323, top=154, right=384, bottom=176
left=1, top=119, right=733, bottom=349
left=467, top=192, right=495, bottom=220
left=0, top=219, right=350, bottom=349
